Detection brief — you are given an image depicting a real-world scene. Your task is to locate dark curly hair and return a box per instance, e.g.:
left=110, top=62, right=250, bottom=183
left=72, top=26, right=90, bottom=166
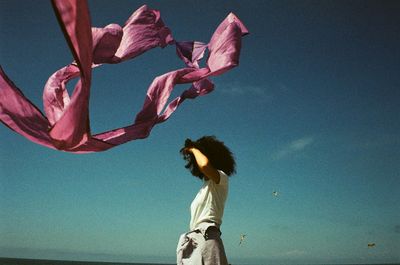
left=180, top=136, right=236, bottom=179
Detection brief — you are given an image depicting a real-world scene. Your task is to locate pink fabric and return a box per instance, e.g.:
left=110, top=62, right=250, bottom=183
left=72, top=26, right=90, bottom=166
left=0, top=0, right=248, bottom=153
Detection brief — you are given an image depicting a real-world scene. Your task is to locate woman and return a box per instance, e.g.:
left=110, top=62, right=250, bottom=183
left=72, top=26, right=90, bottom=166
left=177, top=136, right=236, bottom=265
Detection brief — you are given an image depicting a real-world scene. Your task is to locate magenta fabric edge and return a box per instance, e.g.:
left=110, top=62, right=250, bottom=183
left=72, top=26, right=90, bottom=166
left=0, top=1, right=248, bottom=153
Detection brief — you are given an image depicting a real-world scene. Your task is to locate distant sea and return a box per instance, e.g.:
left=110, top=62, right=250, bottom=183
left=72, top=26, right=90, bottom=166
left=1, top=258, right=400, bottom=265
left=0, top=258, right=173, bottom=265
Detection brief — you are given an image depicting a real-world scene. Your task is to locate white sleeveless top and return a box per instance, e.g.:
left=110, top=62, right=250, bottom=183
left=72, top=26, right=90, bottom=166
left=189, top=170, right=229, bottom=230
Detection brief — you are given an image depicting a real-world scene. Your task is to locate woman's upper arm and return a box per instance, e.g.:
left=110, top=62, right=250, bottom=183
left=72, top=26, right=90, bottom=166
left=189, top=148, right=220, bottom=184
left=202, top=163, right=220, bottom=184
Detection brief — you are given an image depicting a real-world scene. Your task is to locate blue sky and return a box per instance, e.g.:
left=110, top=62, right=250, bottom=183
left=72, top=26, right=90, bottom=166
left=1, top=0, right=399, bottom=264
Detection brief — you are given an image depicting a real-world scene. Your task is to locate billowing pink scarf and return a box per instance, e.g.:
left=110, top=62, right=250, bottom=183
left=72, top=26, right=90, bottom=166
left=0, top=0, right=248, bottom=153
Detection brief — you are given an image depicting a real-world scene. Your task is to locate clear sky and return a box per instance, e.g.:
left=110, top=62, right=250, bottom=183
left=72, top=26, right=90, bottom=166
left=1, top=0, right=399, bottom=264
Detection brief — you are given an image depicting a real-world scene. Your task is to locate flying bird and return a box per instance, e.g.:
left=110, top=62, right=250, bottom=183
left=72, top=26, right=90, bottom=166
left=239, top=234, right=247, bottom=246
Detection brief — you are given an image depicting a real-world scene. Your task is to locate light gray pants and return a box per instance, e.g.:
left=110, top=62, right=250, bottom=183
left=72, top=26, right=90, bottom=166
left=177, top=225, right=228, bottom=265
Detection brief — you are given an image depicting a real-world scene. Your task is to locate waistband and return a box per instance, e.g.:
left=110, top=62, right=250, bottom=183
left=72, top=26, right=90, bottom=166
left=186, top=222, right=221, bottom=238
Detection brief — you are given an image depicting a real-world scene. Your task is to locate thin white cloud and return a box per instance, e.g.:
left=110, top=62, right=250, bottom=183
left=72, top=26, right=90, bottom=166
left=272, top=249, right=307, bottom=258
left=219, top=85, right=264, bottom=96
left=218, top=83, right=273, bottom=101
left=283, top=249, right=306, bottom=256
left=272, top=136, right=314, bottom=160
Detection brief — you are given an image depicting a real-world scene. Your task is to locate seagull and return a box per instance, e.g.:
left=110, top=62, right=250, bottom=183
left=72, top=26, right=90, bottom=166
left=239, top=234, right=247, bottom=246
left=368, top=243, right=376, bottom=248
left=272, top=191, right=279, bottom=197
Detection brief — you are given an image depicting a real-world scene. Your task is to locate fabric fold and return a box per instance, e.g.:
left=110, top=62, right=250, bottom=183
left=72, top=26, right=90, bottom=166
left=0, top=0, right=248, bottom=153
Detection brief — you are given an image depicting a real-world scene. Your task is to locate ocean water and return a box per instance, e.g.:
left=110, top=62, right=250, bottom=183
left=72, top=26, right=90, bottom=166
left=0, top=258, right=173, bottom=265
left=1, top=258, right=399, bottom=265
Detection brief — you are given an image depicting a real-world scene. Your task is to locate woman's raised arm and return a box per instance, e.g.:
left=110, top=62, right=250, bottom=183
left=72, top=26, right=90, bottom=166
left=187, top=147, right=220, bottom=184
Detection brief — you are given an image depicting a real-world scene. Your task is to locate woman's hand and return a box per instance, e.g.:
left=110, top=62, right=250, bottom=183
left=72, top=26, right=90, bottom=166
left=181, top=147, right=194, bottom=158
